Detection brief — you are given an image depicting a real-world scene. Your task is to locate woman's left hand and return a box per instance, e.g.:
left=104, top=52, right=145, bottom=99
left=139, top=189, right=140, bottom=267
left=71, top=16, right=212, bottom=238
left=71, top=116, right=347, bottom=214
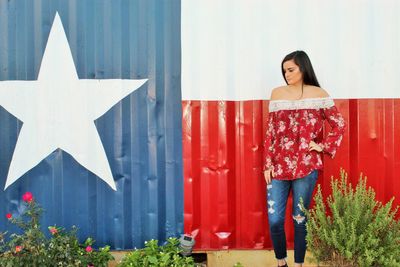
left=309, top=141, right=323, bottom=152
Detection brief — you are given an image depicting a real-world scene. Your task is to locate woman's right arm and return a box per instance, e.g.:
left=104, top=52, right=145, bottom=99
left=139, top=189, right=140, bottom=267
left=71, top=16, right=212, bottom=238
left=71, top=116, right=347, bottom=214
left=263, top=111, right=275, bottom=184
left=263, top=88, right=281, bottom=184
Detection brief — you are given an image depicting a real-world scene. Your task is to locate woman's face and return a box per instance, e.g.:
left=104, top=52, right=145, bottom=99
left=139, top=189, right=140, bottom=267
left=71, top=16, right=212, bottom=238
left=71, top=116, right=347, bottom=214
left=283, top=59, right=303, bottom=86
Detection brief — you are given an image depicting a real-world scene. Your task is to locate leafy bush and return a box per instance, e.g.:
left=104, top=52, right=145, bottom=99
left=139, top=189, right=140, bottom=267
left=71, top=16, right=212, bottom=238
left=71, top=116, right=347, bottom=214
left=0, top=192, right=113, bottom=267
left=119, top=238, right=195, bottom=267
left=305, top=170, right=400, bottom=267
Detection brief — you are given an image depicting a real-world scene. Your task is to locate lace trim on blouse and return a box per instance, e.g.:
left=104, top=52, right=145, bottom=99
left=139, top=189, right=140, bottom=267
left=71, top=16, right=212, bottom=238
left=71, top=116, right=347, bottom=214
left=269, top=97, right=335, bottom=112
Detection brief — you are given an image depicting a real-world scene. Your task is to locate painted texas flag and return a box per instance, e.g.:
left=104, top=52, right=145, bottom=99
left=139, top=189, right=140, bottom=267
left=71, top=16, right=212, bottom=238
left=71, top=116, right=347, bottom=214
left=1, top=0, right=400, bottom=251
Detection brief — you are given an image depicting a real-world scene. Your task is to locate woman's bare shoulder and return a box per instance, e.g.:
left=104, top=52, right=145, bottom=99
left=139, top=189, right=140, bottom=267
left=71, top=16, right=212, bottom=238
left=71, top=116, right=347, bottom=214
left=307, top=86, right=330, bottom=98
left=270, top=86, right=288, bottom=100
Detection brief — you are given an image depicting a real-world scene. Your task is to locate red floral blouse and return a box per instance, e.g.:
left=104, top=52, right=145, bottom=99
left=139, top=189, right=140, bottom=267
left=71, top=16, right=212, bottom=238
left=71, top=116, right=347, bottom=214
left=263, top=97, right=346, bottom=180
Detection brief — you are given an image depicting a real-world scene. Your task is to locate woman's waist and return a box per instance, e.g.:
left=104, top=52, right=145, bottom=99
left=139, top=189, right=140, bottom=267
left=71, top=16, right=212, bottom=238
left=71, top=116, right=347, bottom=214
left=271, top=150, right=322, bottom=163
left=272, top=166, right=323, bottom=180
left=272, top=146, right=322, bottom=156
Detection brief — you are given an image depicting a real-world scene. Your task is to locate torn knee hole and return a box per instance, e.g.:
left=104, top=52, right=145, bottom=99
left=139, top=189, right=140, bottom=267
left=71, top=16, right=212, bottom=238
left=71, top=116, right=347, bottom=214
left=268, top=200, right=275, bottom=214
left=293, top=214, right=305, bottom=224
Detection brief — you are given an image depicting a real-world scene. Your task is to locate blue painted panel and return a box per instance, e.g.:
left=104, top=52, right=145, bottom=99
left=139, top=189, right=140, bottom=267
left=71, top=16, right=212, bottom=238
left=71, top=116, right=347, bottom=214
left=0, top=0, right=182, bottom=250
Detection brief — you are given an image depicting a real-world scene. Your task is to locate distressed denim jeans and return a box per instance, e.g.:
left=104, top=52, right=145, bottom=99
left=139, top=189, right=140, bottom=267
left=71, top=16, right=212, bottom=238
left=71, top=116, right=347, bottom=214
left=266, top=170, right=318, bottom=264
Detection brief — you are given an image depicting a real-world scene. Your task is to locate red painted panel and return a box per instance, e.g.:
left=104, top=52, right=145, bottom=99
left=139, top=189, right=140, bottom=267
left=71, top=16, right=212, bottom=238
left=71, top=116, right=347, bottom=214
left=183, top=99, right=400, bottom=250
left=237, top=101, right=268, bottom=249
left=183, top=101, right=238, bottom=249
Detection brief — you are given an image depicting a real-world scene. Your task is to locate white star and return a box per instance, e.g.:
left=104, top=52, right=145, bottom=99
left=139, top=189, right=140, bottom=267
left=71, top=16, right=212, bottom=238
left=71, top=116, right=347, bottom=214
left=0, top=13, right=147, bottom=190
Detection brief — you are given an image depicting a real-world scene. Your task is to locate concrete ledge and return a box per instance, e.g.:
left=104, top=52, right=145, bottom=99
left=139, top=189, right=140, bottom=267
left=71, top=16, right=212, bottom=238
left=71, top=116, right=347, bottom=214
left=108, top=251, right=127, bottom=267
left=198, top=250, right=319, bottom=267
left=108, top=250, right=320, bottom=267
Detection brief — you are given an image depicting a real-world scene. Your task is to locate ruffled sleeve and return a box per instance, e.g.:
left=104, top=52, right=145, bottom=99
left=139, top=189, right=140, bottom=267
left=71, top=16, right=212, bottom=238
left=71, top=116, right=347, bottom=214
left=263, top=111, right=275, bottom=171
left=318, top=104, right=346, bottom=158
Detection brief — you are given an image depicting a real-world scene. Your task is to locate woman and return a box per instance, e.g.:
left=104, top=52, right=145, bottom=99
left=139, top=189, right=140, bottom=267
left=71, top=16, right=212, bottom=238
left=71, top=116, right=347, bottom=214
left=263, top=51, right=346, bottom=267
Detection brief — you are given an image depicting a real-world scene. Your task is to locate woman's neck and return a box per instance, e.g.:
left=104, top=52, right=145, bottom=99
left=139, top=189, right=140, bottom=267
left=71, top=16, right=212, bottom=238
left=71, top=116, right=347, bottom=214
left=286, top=83, right=304, bottom=99
left=287, top=83, right=304, bottom=91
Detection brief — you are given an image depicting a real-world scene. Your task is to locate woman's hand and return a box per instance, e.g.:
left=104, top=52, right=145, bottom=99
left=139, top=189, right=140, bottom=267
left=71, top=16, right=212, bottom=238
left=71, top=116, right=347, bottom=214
left=309, top=141, right=323, bottom=152
left=264, top=169, right=274, bottom=184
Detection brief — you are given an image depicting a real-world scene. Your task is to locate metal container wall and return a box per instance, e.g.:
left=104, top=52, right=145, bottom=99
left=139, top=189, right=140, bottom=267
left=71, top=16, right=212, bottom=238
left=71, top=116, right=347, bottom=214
left=2, top=0, right=400, bottom=252
left=0, top=0, right=182, bottom=250
left=182, top=99, right=400, bottom=249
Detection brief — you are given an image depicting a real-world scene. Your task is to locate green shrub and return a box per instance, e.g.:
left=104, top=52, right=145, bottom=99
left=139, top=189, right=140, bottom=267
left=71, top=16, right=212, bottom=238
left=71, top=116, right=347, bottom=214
left=0, top=192, right=113, bottom=267
left=119, top=238, right=195, bottom=267
left=305, top=170, right=400, bottom=267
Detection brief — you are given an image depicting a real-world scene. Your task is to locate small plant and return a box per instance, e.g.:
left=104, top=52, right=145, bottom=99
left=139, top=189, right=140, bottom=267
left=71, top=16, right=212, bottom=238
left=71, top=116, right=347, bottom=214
left=119, top=238, right=195, bottom=267
left=305, top=170, right=400, bottom=267
left=0, top=192, right=114, bottom=266
left=233, top=262, right=244, bottom=267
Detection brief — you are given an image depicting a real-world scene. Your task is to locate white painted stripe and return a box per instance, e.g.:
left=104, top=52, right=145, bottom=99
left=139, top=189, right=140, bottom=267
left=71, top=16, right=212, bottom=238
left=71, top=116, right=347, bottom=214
left=182, top=0, right=400, bottom=100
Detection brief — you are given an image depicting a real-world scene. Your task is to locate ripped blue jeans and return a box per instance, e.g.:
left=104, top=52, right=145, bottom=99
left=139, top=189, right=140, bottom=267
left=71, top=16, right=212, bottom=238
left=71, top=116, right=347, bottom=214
left=267, top=170, right=318, bottom=264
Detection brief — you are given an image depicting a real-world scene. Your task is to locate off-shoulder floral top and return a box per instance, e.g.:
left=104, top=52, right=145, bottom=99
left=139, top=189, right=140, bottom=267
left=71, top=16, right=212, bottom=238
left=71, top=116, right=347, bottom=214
left=263, top=97, right=346, bottom=180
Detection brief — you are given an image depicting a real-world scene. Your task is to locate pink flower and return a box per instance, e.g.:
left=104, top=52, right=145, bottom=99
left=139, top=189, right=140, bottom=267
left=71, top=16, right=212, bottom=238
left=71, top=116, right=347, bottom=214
left=6, top=213, right=12, bottom=219
left=15, top=246, right=22, bottom=252
left=48, top=226, right=58, bottom=235
left=85, top=246, right=93, bottom=253
left=22, top=192, right=33, bottom=203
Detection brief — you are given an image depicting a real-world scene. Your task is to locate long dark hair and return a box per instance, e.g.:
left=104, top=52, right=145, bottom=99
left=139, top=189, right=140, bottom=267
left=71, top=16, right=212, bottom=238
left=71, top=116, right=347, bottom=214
left=281, top=51, right=320, bottom=98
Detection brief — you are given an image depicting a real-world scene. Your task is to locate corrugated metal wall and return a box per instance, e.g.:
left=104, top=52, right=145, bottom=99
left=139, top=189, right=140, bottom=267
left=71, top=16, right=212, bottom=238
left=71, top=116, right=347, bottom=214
left=2, top=0, right=399, bottom=252
left=182, top=99, right=400, bottom=249
left=0, top=0, right=182, bottom=250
